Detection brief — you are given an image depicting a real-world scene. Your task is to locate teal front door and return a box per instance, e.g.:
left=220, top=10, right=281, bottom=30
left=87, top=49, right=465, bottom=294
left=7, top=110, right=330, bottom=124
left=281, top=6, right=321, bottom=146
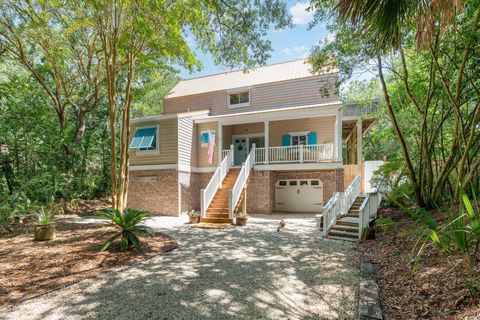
left=234, top=138, right=247, bottom=166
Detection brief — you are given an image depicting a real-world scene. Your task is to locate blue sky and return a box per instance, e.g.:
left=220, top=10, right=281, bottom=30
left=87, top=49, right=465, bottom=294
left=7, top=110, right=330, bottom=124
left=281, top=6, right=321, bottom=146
left=179, top=1, right=329, bottom=79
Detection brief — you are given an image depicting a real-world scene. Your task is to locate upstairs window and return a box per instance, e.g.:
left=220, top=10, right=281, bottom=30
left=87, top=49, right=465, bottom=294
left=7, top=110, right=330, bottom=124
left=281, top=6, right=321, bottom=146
left=130, top=127, right=158, bottom=151
left=227, top=89, right=250, bottom=108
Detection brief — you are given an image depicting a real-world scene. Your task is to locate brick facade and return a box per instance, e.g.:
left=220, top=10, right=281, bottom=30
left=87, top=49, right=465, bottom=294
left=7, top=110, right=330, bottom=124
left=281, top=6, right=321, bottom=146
left=246, top=168, right=344, bottom=214
left=127, top=170, right=179, bottom=216
left=178, top=171, right=212, bottom=213
left=128, top=168, right=344, bottom=216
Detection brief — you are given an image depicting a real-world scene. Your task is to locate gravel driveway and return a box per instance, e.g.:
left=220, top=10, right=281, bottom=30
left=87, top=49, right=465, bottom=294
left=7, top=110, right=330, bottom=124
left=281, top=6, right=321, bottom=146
left=1, top=214, right=360, bottom=320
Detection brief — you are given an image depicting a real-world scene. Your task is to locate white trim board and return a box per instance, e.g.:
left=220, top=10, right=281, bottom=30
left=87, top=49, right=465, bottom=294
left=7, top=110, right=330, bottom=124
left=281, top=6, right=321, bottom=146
left=129, top=164, right=177, bottom=171
left=254, top=162, right=343, bottom=171
left=194, top=102, right=342, bottom=125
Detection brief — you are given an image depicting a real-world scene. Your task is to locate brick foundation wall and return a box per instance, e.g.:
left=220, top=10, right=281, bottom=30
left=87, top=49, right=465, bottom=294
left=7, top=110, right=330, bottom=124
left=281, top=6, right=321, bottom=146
left=179, top=171, right=213, bottom=213
left=246, top=168, right=344, bottom=214
left=127, top=170, right=179, bottom=216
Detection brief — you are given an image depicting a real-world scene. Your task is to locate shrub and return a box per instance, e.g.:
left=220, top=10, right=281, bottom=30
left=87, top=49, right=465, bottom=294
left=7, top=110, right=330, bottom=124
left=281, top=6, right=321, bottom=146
left=414, top=194, right=480, bottom=298
left=96, top=208, right=154, bottom=252
left=375, top=216, right=395, bottom=234
left=36, top=207, right=54, bottom=225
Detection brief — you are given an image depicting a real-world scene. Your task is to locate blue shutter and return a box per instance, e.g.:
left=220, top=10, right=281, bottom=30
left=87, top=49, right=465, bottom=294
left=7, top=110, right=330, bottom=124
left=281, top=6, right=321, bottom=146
left=282, top=134, right=291, bottom=146
left=307, top=132, right=317, bottom=145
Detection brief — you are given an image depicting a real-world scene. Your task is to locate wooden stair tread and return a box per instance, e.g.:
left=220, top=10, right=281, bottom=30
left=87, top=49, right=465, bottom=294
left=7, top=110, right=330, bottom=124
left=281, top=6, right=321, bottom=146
left=200, top=217, right=232, bottom=224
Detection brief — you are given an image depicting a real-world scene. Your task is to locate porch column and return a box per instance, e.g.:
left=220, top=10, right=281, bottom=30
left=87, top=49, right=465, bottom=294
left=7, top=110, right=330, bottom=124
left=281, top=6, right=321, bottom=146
left=356, top=118, right=364, bottom=193
left=264, top=121, right=269, bottom=164
left=335, top=108, right=343, bottom=162
left=218, top=122, right=223, bottom=164
left=356, top=119, right=363, bottom=165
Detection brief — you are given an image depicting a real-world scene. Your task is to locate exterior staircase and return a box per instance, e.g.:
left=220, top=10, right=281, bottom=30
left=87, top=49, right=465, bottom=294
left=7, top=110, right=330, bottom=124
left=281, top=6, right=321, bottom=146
left=328, top=195, right=365, bottom=241
left=200, top=169, right=240, bottom=224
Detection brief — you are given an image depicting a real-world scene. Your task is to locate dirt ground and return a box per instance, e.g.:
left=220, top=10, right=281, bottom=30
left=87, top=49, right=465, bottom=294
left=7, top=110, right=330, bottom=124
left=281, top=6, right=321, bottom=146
left=0, top=221, right=177, bottom=306
left=358, top=207, right=480, bottom=320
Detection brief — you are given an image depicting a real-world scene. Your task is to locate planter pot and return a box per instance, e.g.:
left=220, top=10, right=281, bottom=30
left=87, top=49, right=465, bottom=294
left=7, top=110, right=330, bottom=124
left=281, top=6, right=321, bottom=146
left=34, top=223, right=56, bottom=241
left=236, top=217, right=248, bottom=226
left=189, top=216, right=200, bottom=224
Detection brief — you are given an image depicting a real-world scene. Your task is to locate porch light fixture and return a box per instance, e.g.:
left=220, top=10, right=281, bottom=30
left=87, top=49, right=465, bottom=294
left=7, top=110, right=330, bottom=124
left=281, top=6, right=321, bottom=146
left=244, top=128, right=248, bottom=134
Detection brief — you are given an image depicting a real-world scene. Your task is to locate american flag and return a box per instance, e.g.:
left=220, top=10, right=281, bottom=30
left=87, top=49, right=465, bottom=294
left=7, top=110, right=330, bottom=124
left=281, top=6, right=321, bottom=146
left=207, top=131, right=216, bottom=164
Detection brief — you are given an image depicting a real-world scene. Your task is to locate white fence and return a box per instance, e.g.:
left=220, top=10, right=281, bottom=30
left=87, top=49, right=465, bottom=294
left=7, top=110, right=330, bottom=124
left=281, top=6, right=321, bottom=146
left=200, top=145, right=234, bottom=218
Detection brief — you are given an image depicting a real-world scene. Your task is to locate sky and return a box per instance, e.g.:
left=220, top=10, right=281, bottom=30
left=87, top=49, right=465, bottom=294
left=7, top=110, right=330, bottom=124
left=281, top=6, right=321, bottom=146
left=179, top=1, right=329, bottom=79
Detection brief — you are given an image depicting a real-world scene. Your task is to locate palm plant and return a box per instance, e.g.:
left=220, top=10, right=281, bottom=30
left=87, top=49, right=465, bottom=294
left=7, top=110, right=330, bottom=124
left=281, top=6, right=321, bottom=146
left=96, top=208, right=154, bottom=252
left=36, top=207, right=54, bottom=225
left=331, top=0, right=462, bottom=49
left=414, top=194, right=480, bottom=297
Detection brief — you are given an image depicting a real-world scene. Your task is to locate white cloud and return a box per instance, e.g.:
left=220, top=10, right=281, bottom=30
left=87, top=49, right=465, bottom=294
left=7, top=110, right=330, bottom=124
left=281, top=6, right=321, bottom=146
left=290, top=2, right=314, bottom=25
left=281, top=45, right=307, bottom=56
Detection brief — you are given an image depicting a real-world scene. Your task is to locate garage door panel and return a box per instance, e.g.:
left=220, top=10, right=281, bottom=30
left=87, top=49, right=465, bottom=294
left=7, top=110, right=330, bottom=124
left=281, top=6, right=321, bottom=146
left=275, top=179, right=323, bottom=213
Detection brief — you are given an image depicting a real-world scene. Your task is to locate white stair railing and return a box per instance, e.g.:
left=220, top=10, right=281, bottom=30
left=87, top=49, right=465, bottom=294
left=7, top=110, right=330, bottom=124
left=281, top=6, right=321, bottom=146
left=200, top=145, right=234, bottom=218
left=229, top=143, right=256, bottom=219
left=321, top=175, right=361, bottom=236
left=358, top=182, right=383, bottom=239
left=340, top=175, right=361, bottom=215
left=322, top=192, right=341, bottom=236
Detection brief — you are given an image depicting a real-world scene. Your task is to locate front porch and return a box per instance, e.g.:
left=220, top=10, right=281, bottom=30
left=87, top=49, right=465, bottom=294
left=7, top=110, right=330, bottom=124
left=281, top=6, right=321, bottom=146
left=218, top=113, right=342, bottom=166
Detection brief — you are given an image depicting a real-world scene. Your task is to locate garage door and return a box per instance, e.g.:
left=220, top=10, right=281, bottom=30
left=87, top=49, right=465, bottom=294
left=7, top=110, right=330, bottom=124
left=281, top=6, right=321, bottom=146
left=275, top=179, right=324, bottom=213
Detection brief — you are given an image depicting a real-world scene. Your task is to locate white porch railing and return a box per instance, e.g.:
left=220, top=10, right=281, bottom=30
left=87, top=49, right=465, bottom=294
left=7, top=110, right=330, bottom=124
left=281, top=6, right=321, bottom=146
left=222, top=143, right=335, bottom=164
left=358, top=183, right=383, bottom=240
left=322, top=175, right=361, bottom=236
left=228, top=144, right=256, bottom=219
left=200, top=145, right=234, bottom=218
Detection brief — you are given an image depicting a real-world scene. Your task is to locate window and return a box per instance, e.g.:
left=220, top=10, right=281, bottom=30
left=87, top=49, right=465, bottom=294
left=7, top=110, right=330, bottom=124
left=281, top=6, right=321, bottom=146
left=228, top=90, right=250, bottom=108
left=300, top=180, right=308, bottom=186
left=130, top=127, right=158, bottom=151
left=289, top=181, right=297, bottom=186
left=291, top=134, right=307, bottom=146
left=311, top=180, right=320, bottom=186
left=279, top=181, right=287, bottom=186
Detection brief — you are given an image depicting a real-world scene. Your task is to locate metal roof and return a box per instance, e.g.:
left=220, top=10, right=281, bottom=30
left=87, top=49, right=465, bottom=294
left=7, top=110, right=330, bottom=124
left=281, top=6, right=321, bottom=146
left=165, top=59, right=337, bottom=99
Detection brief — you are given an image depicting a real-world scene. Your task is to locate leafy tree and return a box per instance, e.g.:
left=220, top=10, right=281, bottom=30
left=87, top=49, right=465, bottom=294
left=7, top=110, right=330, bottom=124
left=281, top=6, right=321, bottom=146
left=309, top=0, right=480, bottom=208
left=81, top=0, right=290, bottom=212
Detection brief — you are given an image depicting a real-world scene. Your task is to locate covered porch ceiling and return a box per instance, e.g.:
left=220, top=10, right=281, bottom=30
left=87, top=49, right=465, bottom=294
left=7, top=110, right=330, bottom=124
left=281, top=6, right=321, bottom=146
left=342, top=118, right=375, bottom=139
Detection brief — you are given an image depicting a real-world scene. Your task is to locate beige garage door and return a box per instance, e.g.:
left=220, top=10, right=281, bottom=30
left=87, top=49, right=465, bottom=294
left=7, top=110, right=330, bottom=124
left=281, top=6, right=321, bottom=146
left=275, top=179, right=324, bottom=213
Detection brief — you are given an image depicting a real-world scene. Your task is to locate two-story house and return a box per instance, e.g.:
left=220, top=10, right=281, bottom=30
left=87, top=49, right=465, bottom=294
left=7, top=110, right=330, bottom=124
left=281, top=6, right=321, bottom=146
left=126, top=59, right=374, bottom=236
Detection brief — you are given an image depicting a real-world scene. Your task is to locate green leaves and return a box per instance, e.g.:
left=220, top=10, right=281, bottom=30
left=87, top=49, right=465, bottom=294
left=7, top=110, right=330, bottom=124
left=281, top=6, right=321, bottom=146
left=96, top=208, right=154, bottom=252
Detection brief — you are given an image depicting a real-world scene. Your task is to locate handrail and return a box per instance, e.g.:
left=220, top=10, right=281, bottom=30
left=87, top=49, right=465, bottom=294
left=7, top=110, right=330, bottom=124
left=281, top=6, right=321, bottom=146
left=322, top=192, right=341, bottom=236
left=358, top=181, right=383, bottom=239
left=340, top=175, right=361, bottom=215
left=229, top=143, right=256, bottom=219
left=321, top=175, right=361, bottom=236
left=200, top=145, right=234, bottom=218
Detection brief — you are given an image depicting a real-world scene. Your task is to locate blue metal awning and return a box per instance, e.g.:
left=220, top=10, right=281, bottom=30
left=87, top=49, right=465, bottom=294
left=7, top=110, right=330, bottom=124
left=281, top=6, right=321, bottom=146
left=130, top=127, right=157, bottom=149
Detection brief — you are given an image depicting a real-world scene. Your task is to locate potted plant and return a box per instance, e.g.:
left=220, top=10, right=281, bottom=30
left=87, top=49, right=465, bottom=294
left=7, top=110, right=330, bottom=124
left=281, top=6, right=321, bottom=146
left=236, top=213, right=248, bottom=226
left=188, top=210, right=200, bottom=224
left=34, top=207, right=56, bottom=241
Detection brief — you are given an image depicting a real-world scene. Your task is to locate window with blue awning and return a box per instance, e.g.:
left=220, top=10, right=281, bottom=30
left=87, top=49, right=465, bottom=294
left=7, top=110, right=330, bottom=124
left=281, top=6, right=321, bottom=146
left=129, top=127, right=157, bottom=150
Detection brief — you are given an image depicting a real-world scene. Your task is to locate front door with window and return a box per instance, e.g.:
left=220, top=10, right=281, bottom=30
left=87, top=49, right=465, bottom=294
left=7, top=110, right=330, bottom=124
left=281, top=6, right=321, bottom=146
left=234, top=138, right=247, bottom=165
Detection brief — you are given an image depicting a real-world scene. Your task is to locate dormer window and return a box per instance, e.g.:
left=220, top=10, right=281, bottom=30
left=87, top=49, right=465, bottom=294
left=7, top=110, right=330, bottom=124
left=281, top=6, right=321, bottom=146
left=227, top=87, right=250, bottom=108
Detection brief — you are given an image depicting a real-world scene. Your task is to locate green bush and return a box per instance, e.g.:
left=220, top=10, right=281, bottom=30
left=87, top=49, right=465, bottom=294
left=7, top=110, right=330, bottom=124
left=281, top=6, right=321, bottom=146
left=96, top=208, right=154, bottom=252
left=414, top=194, right=480, bottom=298
left=375, top=216, right=395, bottom=234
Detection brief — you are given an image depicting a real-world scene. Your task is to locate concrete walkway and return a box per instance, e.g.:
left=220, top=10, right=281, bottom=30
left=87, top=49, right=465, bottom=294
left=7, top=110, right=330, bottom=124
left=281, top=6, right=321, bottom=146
left=0, top=214, right=360, bottom=320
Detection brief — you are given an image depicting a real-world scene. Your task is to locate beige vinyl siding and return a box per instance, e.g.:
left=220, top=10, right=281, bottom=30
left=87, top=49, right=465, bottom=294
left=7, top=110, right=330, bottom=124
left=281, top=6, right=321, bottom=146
left=231, top=122, right=264, bottom=136
left=222, top=125, right=232, bottom=150
left=269, top=116, right=335, bottom=146
left=197, top=122, right=219, bottom=167
left=163, top=74, right=338, bottom=116
left=130, top=118, right=178, bottom=166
